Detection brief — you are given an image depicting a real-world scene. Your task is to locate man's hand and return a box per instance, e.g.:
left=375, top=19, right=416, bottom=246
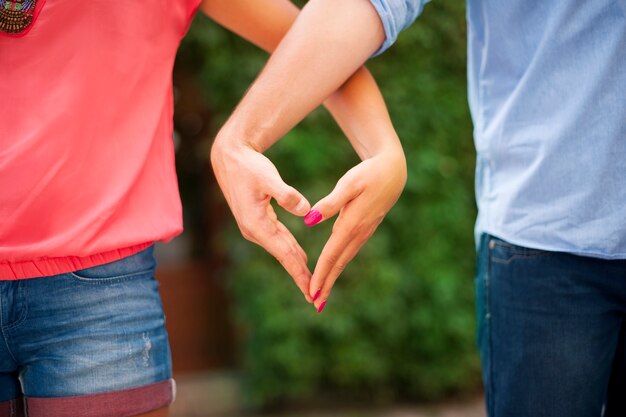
left=305, top=146, right=407, bottom=312
left=210, top=133, right=314, bottom=303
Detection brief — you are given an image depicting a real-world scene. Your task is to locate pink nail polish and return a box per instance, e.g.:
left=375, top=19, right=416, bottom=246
left=312, top=288, right=321, bottom=302
left=317, top=300, right=327, bottom=314
left=304, top=209, right=322, bottom=227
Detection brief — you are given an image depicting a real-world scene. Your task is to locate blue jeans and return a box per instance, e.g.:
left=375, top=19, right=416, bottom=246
left=0, top=245, right=174, bottom=417
left=476, top=234, right=626, bottom=417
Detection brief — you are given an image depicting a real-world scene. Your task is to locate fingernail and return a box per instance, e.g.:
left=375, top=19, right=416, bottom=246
left=295, top=199, right=309, bottom=213
left=312, top=288, right=321, bottom=302
left=317, top=299, right=327, bottom=314
left=304, top=209, right=322, bottom=227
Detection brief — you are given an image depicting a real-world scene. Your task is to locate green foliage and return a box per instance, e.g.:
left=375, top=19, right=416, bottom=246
left=178, top=0, right=479, bottom=408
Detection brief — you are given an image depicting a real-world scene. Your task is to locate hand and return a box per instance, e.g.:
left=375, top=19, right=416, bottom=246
left=305, top=147, right=407, bottom=312
left=210, top=134, right=314, bottom=302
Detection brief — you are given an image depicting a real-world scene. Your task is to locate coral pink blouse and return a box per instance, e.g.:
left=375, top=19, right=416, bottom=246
left=0, top=0, right=200, bottom=279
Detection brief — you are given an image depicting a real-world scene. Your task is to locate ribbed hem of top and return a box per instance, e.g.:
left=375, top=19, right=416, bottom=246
left=0, top=242, right=154, bottom=280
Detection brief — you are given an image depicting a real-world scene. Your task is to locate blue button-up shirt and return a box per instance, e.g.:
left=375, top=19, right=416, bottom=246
left=371, top=0, right=626, bottom=259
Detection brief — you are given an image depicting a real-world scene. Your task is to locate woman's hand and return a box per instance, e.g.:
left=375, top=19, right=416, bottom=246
left=306, top=145, right=407, bottom=313
left=210, top=133, right=315, bottom=303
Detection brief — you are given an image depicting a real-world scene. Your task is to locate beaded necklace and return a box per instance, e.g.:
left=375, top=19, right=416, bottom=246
left=0, top=0, right=37, bottom=35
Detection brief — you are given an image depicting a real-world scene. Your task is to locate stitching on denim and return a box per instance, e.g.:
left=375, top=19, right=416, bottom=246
left=491, top=240, right=556, bottom=264
left=63, top=246, right=156, bottom=284
left=491, top=253, right=555, bottom=265
left=3, top=282, right=28, bottom=332
left=65, top=270, right=154, bottom=285
left=0, top=286, right=19, bottom=367
left=492, top=240, right=550, bottom=255
left=487, top=239, right=495, bottom=416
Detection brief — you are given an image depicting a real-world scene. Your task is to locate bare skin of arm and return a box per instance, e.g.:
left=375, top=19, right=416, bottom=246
left=127, top=3, right=400, bottom=416
left=203, top=0, right=406, bottom=311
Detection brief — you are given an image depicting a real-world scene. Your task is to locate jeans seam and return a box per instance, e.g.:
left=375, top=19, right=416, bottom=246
left=491, top=240, right=557, bottom=263
left=492, top=253, right=555, bottom=264
left=65, top=270, right=153, bottom=285
left=4, top=282, right=28, bottom=332
left=487, top=238, right=495, bottom=416
left=0, top=289, right=19, bottom=367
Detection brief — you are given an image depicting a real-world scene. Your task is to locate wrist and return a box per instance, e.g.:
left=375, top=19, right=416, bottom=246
left=355, top=130, right=404, bottom=160
left=210, top=129, right=253, bottom=174
left=375, top=143, right=408, bottom=183
left=215, top=112, right=277, bottom=154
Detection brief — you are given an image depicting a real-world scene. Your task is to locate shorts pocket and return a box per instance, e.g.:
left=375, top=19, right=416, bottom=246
left=68, top=246, right=156, bottom=283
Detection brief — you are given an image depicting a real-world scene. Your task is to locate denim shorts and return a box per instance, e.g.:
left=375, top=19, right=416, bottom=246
left=0, top=245, right=174, bottom=417
left=476, top=234, right=626, bottom=417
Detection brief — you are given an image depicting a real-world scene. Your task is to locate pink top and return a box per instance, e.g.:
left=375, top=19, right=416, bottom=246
left=0, top=0, right=200, bottom=279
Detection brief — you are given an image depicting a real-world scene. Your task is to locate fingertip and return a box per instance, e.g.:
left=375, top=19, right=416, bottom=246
left=275, top=185, right=310, bottom=216
left=304, top=209, right=323, bottom=227
left=295, top=198, right=311, bottom=216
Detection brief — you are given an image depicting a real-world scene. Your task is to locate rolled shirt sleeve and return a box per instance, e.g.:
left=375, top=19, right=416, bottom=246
left=369, top=0, right=429, bottom=56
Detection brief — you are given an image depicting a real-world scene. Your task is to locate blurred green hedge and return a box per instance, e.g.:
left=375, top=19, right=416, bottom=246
left=178, top=0, right=479, bottom=408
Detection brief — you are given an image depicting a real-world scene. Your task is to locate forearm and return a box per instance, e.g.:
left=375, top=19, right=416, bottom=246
left=323, top=68, right=402, bottom=160
left=206, top=0, right=398, bottom=158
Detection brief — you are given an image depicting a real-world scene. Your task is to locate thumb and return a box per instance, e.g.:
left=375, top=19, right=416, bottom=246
left=304, top=174, right=361, bottom=227
left=269, top=179, right=311, bottom=216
